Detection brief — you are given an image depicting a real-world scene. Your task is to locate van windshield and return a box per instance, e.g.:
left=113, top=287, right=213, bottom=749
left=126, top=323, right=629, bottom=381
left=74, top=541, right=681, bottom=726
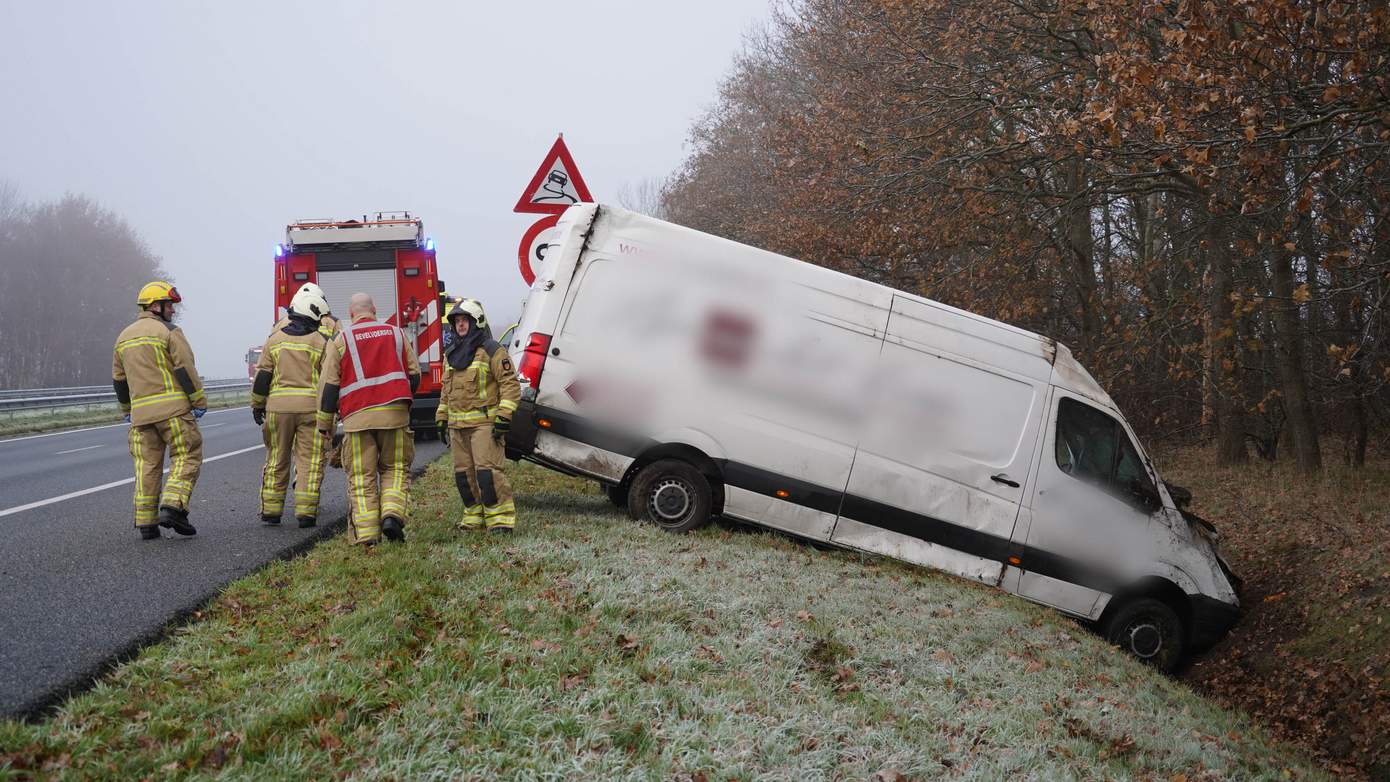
left=1055, top=398, right=1157, bottom=503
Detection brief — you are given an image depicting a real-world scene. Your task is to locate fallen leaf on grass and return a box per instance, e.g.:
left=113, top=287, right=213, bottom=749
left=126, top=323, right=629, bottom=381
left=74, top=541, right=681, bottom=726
left=768, top=618, right=784, bottom=629
left=796, top=610, right=814, bottom=622
left=318, top=729, right=342, bottom=750
left=874, top=770, right=910, bottom=782
left=697, top=644, right=724, bottom=663
left=1263, top=592, right=1288, bottom=602
left=1025, top=659, right=1045, bottom=674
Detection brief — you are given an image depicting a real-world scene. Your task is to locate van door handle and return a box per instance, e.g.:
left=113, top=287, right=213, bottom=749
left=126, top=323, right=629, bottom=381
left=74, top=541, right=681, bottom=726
left=991, top=473, right=1020, bottom=488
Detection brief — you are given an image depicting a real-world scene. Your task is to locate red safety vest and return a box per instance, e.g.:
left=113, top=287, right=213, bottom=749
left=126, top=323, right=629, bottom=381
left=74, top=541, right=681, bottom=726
left=337, top=319, right=412, bottom=419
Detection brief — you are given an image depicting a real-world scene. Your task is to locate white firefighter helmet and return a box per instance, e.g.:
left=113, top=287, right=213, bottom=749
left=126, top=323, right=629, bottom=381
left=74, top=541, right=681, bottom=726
left=448, top=297, right=487, bottom=329
left=289, top=283, right=330, bottom=320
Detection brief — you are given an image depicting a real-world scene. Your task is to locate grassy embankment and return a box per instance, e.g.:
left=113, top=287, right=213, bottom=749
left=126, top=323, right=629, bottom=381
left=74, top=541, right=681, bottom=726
left=1161, top=445, right=1390, bottom=779
left=0, top=393, right=250, bottom=438
left=0, top=460, right=1326, bottom=780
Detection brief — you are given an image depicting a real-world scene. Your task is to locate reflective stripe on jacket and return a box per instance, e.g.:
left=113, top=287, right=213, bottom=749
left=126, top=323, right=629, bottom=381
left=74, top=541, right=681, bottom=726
left=437, top=343, right=521, bottom=428
left=112, top=311, right=205, bottom=426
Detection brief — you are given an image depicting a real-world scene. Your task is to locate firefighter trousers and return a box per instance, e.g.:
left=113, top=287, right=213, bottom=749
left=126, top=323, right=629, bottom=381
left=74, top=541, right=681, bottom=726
left=259, top=411, right=327, bottom=518
left=127, top=412, right=203, bottom=529
left=341, top=427, right=414, bottom=544
left=449, top=425, right=514, bottom=530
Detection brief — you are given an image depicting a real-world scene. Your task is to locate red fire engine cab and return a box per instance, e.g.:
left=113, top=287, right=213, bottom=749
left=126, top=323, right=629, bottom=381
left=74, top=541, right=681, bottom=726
left=273, top=212, right=446, bottom=432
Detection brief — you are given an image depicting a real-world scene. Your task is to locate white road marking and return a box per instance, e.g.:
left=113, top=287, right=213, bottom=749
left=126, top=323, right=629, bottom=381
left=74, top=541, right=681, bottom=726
left=55, top=445, right=103, bottom=455
left=0, top=407, right=249, bottom=445
left=0, top=444, right=264, bottom=519
left=200, top=423, right=226, bottom=429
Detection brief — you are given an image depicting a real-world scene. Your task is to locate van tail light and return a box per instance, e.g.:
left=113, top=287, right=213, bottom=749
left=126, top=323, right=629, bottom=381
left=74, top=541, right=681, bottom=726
left=518, top=332, right=552, bottom=388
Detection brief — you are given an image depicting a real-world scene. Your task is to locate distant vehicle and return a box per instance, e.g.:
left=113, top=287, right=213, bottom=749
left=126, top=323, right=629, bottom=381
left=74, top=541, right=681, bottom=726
left=245, top=346, right=263, bottom=382
left=273, top=212, right=446, bottom=433
left=504, top=203, right=1240, bottom=672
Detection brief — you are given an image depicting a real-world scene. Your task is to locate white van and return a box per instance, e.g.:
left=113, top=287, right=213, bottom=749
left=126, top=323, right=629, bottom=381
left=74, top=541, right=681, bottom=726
left=504, top=204, right=1239, bottom=671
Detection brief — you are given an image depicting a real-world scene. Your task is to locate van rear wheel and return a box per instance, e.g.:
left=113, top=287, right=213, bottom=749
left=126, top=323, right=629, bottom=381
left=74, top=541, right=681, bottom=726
left=627, top=460, right=712, bottom=533
left=1104, top=597, right=1185, bottom=673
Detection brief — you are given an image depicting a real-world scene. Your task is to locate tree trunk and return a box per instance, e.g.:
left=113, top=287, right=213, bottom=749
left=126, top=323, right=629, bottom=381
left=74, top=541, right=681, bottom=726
left=1062, top=159, right=1101, bottom=355
left=1269, top=243, right=1322, bottom=472
left=1206, top=215, right=1247, bottom=463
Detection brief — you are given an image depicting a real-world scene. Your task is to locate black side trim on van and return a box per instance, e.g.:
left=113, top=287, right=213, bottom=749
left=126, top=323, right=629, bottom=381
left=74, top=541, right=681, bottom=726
left=718, top=460, right=844, bottom=516
left=528, top=403, right=1121, bottom=596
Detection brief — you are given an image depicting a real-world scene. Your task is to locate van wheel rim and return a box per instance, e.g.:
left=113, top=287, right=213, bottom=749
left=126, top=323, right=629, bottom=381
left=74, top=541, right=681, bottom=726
left=650, top=479, right=693, bottom=522
left=1127, top=622, right=1163, bottom=659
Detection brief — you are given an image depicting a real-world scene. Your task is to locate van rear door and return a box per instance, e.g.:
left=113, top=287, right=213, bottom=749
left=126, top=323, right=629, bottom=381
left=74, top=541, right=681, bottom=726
left=830, top=295, right=1049, bottom=584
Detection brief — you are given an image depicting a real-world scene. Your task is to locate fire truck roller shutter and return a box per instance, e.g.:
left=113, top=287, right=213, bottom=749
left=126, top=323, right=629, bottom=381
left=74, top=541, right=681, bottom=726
left=316, top=269, right=399, bottom=325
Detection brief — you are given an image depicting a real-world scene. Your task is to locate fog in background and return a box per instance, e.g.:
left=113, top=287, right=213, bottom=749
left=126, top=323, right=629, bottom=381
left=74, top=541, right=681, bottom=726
left=0, top=0, right=769, bottom=378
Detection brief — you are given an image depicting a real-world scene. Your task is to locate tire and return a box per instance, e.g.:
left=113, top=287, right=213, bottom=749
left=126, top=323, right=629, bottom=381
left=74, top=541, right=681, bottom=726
left=626, top=459, right=713, bottom=533
left=603, top=482, right=629, bottom=510
left=1104, top=597, right=1186, bottom=673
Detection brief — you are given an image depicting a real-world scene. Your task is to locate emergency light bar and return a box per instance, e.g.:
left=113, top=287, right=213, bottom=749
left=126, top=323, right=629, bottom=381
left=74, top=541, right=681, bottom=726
left=285, top=213, right=425, bottom=252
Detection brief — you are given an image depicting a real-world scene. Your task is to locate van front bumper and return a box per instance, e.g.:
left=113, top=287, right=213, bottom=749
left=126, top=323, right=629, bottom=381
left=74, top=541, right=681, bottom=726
left=1188, top=595, right=1240, bottom=651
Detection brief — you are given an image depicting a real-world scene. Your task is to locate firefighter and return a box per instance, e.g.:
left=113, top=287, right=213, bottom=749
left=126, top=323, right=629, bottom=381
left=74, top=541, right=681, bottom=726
left=112, top=281, right=205, bottom=539
left=316, top=292, right=421, bottom=546
left=435, top=298, right=521, bottom=533
left=251, top=282, right=332, bottom=527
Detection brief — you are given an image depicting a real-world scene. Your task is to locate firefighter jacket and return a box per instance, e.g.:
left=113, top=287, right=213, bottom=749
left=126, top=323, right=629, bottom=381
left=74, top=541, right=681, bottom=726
left=112, top=311, right=206, bottom=426
left=436, top=341, right=520, bottom=429
left=251, top=319, right=329, bottom=414
left=317, top=315, right=421, bottom=433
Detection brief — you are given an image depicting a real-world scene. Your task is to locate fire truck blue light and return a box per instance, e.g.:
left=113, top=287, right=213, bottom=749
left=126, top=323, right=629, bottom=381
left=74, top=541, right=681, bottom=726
left=425, top=238, right=435, bottom=251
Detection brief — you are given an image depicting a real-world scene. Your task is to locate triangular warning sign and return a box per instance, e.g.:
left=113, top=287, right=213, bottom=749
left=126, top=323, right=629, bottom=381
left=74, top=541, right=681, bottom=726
left=513, top=135, right=594, bottom=214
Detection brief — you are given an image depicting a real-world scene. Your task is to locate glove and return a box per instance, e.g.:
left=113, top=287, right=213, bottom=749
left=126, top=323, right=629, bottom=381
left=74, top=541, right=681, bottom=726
left=492, top=416, right=511, bottom=444
left=252, top=407, right=265, bottom=426
left=192, top=407, right=206, bottom=420
left=437, top=421, right=449, bottom=442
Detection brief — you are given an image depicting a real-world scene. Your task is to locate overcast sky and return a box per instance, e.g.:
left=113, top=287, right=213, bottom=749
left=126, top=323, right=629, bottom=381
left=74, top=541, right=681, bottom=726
left=0, top=0, right=769, bottom=378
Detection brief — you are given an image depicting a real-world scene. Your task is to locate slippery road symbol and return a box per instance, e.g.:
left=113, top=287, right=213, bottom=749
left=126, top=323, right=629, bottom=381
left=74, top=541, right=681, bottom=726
left=530, top=163, right=580, bottom=206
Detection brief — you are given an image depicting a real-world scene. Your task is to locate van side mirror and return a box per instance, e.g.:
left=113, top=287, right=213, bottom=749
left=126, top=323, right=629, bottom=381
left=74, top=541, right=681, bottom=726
left=1164, top=482, right=1193, bottom=509
left=1127, top=479, right=1162, bottom=512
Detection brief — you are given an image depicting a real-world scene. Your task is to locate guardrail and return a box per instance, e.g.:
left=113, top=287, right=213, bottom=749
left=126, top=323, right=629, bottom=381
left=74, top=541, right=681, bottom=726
left=0, top=380, right=251, bottom=418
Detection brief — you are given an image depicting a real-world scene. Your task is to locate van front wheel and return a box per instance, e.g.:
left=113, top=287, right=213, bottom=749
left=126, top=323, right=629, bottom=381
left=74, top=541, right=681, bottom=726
left=1104, top=597, right=1185, bottom=673
left=628, top=460, right=712, bottom=533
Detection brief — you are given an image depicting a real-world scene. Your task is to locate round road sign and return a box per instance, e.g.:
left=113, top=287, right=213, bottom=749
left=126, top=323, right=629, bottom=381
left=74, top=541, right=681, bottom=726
left=518, top=214, right=561, bottom=285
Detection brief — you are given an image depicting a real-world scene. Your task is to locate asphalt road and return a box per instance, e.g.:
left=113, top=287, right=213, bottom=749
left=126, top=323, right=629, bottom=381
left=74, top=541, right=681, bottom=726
left=0, top=407, right=445, bottom=718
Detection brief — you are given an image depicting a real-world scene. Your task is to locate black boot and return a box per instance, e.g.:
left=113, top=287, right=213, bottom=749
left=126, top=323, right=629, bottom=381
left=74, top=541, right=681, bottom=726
left=487, top=526, right=513, bottom=536
left=297, top=515, right=317, bottom=528
left=381, top=515, right=405, bottom=543
left=261, top=514, right=281, bottom=526
left=158, top=506, right=197, bottom=536
left=139, top=526, right=160, bottom=540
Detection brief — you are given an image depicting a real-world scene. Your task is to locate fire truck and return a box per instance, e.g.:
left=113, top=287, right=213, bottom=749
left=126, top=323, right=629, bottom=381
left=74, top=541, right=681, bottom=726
left=245, top=346, right=263, bottom=381
left=273, top=212, right=447, bottom=433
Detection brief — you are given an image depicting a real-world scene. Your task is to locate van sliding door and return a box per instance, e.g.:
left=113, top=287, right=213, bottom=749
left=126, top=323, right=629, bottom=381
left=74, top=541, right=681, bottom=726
left=830, top=296, right=1050, bottom=584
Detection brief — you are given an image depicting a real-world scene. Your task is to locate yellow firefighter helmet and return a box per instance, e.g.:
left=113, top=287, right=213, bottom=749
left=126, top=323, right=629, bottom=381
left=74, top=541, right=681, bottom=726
left=136, top=281, right=182, bottom=307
